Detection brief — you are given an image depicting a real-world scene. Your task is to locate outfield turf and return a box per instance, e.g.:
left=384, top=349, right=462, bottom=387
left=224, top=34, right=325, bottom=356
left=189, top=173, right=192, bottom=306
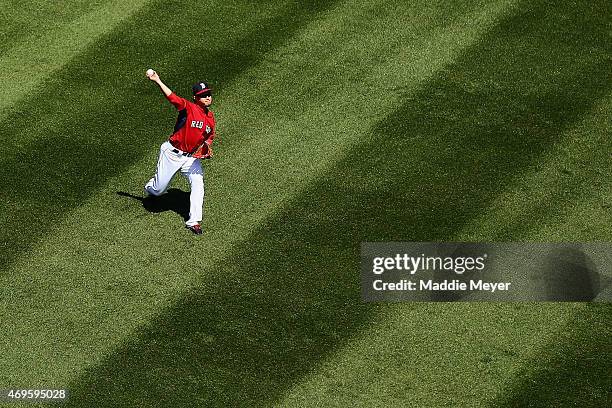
left=1, top=0, right=611, bottom=407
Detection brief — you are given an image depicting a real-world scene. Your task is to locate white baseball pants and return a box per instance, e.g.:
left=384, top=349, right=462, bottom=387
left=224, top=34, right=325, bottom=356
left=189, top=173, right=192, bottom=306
left=144, top=141, right=205, bottom=227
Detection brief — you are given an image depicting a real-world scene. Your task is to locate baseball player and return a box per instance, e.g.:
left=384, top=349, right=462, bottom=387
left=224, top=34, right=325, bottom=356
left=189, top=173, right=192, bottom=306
left=144, top=69, right=216, bottom=235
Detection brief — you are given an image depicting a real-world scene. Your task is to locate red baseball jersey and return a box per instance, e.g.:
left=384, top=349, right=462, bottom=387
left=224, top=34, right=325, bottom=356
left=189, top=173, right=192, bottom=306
left=165, top=92, right=216, bottom=155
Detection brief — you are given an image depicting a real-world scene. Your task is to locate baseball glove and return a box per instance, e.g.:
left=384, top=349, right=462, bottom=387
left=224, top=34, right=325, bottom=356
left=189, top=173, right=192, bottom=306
left=192, top=141, right=212, bottom=159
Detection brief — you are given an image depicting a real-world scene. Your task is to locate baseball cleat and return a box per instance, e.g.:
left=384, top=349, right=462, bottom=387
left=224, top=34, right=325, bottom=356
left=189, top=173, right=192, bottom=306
left=186, top=224, right=203, bottom=235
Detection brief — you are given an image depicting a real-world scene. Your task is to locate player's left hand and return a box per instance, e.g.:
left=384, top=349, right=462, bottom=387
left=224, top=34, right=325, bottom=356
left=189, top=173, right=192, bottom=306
left=192, top=142, right=213, bottom=159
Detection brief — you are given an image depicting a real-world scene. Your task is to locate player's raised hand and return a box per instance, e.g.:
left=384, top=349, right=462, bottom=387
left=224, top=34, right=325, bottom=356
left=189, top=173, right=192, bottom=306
left=147, top=69, right=173, bottom=97
left=146, top=68, right=160, bottom=82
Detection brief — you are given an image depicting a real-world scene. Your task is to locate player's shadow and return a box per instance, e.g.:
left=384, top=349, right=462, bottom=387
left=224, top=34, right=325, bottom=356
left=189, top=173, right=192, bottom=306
left=117, top=189, right=190, bottom=221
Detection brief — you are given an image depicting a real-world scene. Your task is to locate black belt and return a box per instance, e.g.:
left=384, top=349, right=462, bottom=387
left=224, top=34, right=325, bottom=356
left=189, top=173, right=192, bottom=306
left=172, top=148, right=193, bottom=157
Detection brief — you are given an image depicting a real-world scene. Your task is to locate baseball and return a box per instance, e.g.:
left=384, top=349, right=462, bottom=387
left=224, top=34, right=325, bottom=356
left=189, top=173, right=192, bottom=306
left=146, top=68, right=155, bottom=78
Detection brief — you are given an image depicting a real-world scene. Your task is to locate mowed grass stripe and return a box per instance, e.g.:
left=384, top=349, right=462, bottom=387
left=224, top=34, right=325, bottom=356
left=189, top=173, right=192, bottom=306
left=278, top=304, right=578, bottom=407
left=0, top=0, right=99, bottom=56
left=0, top=0, right=338, bottom=271
left=0, top=0, right=514, bottom=401
left=459, top=93, right=612, bottom=242
left=0, top=0, right=152, bottom=118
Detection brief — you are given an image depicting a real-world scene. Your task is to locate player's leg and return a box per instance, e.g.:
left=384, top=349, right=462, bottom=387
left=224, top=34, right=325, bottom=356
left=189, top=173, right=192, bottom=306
left=145, top=142, right=181, bottom=196
left=180, top=158, right=205, bottom=227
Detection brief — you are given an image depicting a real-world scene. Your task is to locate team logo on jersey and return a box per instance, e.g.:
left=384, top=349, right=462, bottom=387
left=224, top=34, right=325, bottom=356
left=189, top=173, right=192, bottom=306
left=205, top=125, right=212, bottom=134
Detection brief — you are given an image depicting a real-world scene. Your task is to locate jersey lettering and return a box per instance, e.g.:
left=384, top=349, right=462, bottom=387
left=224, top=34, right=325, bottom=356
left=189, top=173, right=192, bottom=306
left=190, top=120, right=204, bottom=129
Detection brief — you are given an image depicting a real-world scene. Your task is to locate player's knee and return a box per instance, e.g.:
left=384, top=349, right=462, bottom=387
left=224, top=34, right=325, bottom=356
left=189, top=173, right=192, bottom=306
left=144, top=186, right=163, bottom=196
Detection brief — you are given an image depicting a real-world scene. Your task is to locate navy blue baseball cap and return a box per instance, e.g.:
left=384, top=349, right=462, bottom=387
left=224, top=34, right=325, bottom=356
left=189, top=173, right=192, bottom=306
left=192, top=82, right=212, bottom=96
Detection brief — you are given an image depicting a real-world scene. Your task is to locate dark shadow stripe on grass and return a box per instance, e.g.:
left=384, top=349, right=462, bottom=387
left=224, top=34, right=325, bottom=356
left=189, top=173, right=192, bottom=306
left=61, top=1, right=611, bottom=406
left=0, top=0, right=339, bottom=272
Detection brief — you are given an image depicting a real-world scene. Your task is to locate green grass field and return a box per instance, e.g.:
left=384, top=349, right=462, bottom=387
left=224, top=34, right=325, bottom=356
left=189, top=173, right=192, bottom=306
left=1, top=0, right=611, bottom=406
